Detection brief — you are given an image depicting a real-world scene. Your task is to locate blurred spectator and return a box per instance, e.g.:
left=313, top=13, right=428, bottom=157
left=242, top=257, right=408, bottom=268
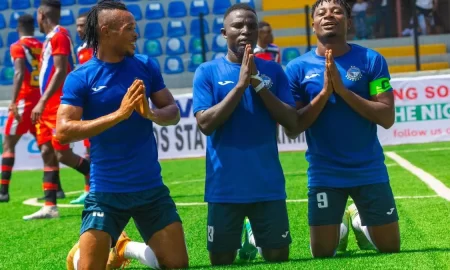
left=365, top=2, right=377, bottom=38
left=352, top=0, right=369, bottom=39
left=254, top=21, right=281, bottom=64
left=415, top=0, right=438, bottom=35
left=374, top=0, right=394, bottom=38
left=402, top=0, right=438, bottom=36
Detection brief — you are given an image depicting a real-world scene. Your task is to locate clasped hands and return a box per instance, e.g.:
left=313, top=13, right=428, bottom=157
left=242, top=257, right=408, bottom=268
left=323, top=49, right=346, bottom=97
left=118, top=79, right=157, bottom=121
left=238, top=44, right=265, bottom=92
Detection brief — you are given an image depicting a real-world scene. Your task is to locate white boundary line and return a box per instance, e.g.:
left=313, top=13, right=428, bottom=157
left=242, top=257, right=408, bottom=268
left=386, top=151, right=450, bottom=201
left=20, top=158, right=435, bottom=208
left=392, top=147, right=450, bottom=154
left=22, top=194, right=439, bottom=208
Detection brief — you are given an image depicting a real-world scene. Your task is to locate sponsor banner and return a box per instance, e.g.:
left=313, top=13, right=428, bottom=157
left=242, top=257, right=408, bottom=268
left=378, top=74, right=450, bottom=145
left=1, top=75, right=449, bottom=170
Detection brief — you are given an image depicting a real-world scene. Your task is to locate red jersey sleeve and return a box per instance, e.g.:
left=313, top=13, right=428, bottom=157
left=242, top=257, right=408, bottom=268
left=9, top=43, right=26, bottom=60
left=51, top=32, right=71, bottom=56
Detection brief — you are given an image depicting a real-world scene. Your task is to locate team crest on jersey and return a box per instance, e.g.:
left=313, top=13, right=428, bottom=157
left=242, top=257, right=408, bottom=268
left=261, top=74, right=273, bottom=89
left=345, top=66, right=363, bottom=81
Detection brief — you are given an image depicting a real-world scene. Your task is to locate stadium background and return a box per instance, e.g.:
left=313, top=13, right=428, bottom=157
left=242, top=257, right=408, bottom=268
left=0, top=0, right=450, bottom=269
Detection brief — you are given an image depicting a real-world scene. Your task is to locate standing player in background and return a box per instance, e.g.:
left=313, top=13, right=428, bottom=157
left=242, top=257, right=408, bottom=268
left=193, top=3, right=301, bottom=266
left=253, top=21, right=281, bottom=64
left=285, top=0, right=400, bottom=257
left=56, top=1, right=188, bottom=269
left=76, top=12, right=93, bottom=66
left=67, top=11, right=94, bottom=205
left=0, top=15, right=42, bottom=203
left=23, top=0, right=91, bottom=220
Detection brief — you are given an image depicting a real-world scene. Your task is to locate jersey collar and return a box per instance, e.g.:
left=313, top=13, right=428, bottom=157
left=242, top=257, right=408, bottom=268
left=46, top=25, right=61, bottom=39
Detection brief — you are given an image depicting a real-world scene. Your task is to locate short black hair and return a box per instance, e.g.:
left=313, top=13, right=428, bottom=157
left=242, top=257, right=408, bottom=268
left=258, top=21, right=270, bottom=29
left=18, top=14, right=35, bottom=34
left=84, top=0, right=127, bottom=54
left=311, top=0, right=352, bottom=18
left=223, top=3, right=257, bottom=20
left=40, top=0, right=61, bottom=23
left=40, top=0, right=61, bottom=9
left=78, top=11, right=90, bottom=19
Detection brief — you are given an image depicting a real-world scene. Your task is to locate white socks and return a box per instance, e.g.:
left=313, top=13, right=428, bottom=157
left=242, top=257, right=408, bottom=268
left=351, top=214, right=378, bottom=250
left=73, top=249, right=80, bottom=270
left=72, top=242, right=160, bottom=270
left=339, top=222, right=348, bottom=241
left=124, top=242, right=160, bottom=269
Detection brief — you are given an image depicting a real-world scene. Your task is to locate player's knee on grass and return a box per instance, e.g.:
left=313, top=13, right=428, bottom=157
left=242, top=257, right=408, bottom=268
left=369, top=222, right=400, bottom=253
left=261, top=246, right=289, bottom=262
left=209, top=251, right=237, bottom=266
left=78, top=229, right=111, bottom=270
left=310, top=225, right=341, bottom=258
left=134, top=186, right=188, bottom=269
left=147, top=222, right=189, bottom=269
left=350, top=183, right=400, bottom=253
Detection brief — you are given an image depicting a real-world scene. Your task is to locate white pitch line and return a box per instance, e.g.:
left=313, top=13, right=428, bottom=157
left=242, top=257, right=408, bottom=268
left=175, top=195, right=438, bottom=206
left=386, top=151, right=450, bottom=201
left=23, top=198, right=83, bottom=208
left=169, top=179, right=204, bottom=185
left=22, top=194, right=439, bottom=208
left=393, top=147, right=450, bottom=153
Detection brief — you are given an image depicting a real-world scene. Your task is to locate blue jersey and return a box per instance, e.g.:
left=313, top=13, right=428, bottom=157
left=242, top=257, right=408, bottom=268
left=193, top=57, right=295, bottom=203
left=61, top=55, right=166, bottom=193
left=285, top=44, right=392, bottom=188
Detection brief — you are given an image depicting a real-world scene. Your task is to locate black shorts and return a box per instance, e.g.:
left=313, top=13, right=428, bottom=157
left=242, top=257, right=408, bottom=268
left=80, top=185, right=181, bottom=246
left=308, top=182, right=399, bottom=227
left=207, top=200, right=292, bottom=253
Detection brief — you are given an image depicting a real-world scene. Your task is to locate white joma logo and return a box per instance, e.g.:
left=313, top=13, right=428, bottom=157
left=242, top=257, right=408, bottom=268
left=386, top=208, right=395, bottom=215
left=305, top=73, right=320, bottom=79
left=218, top=81, right=234, bottom=86
left=282, top=231, right=289, bottom=238
left=92, top=86, right=106, bottom=91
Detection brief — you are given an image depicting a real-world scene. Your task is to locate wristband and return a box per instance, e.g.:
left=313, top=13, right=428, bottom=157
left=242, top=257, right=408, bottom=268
left=251, top=70, right=265, bottom=93
left=254, top=81, right=265, bottom=92
left=251, top=70, right=263, bottom=82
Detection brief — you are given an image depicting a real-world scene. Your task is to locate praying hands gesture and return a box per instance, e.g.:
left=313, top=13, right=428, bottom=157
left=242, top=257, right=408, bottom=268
left=326, top=49, right=346, bottom=95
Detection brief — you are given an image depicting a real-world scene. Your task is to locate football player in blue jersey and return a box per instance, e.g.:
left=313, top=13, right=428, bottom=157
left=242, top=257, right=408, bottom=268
left=284, top=0, right=400, bottom=258
left=193, top=3, right=301, bottom=266
left=55, top=1, right=188, bottom=269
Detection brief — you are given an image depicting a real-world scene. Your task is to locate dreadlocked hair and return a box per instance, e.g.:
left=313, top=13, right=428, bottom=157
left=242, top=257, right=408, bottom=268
left=311, top=0, right=352, bottom=18
left=83, top=0, right=127, bottom=54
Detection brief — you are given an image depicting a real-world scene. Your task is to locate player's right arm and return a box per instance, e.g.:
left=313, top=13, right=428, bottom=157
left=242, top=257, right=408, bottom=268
left=193, top=44, right=253, bottom=136
left=9, top=44, right=26, bottom=121
left=284, top=50, right=333, bottom=139
left=55, top=77, right=144, bottom=144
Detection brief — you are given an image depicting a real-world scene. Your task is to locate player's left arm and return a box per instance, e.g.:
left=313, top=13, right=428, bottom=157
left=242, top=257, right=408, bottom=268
left=148, top=88, right=180, bottom=126
left=252, top=63, right=298, bottom=131
left=330, top=53, right=395, bottom=129
left=143, top=59, right=180, bottom=126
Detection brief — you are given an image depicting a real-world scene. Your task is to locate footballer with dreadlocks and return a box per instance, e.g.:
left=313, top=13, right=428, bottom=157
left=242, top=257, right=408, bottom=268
left=56, top=1, right=188, bottom=269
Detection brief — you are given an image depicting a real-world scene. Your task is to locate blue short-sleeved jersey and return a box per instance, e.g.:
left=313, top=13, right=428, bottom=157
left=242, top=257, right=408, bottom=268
left=285, top=44, right=392, bottom=188
left=193, top=57, right=295, bottom=203
left=61, top=55, right=166, bottom=193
